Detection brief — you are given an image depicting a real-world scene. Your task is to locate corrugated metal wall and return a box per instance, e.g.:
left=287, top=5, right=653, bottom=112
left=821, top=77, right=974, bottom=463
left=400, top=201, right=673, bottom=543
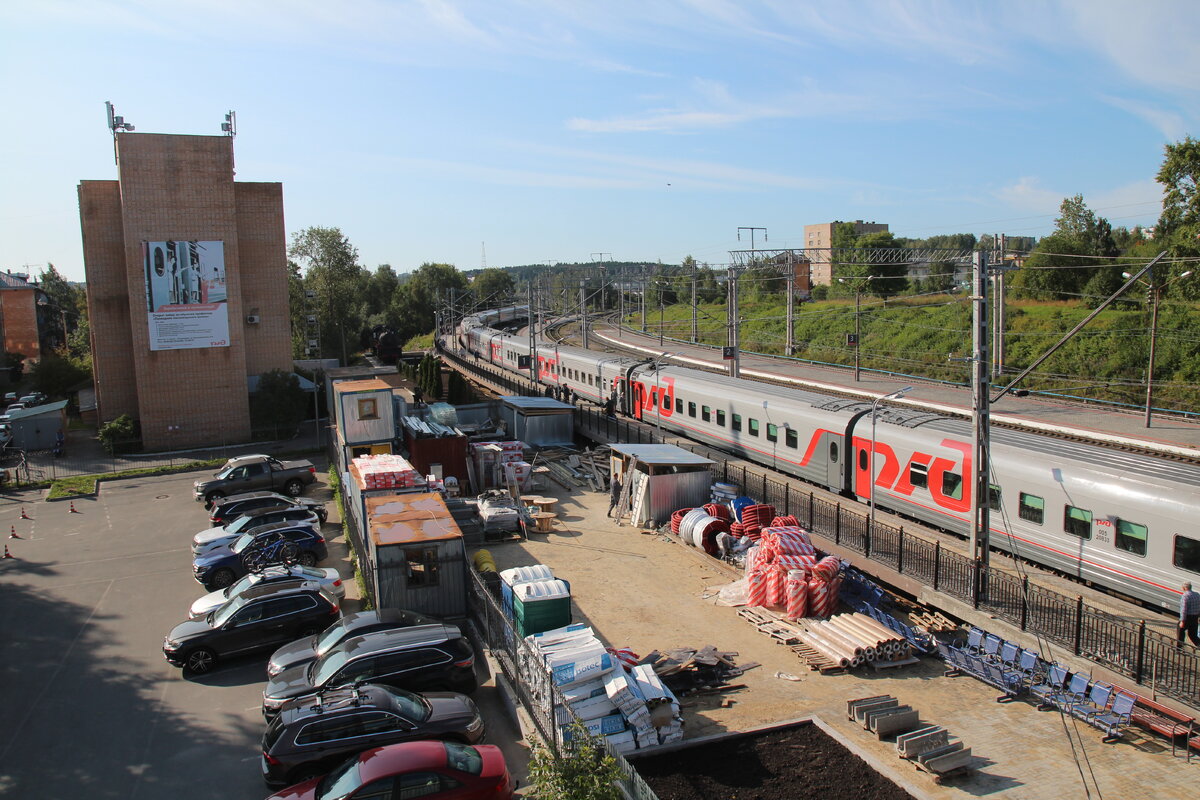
left=374, top=538, right=468, bottom=618
left=640, top=471, right=712, bottom=527
left=514, top=413, right=574, bottom=447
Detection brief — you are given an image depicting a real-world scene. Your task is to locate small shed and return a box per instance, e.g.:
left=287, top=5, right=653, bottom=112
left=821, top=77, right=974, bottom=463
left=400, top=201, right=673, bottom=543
left=608, top=444, right=715, bottom=528
left=6, top=400, right=68, bottom=450
left=333, top=378, right=397, bottom=463
left=498, top=396, right=574, bottom=447
left=366, top=492, right=467, bottom=618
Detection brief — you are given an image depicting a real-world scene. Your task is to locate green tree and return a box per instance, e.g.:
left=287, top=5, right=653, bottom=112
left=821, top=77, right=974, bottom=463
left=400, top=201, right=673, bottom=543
left=525, top=722, right=624, bottom=800
left=395, top=263, right=469, bottom=340
left=470, top=268, right=515, bottom=308
left=363, top=264, right=400, bottom=319
left=1010, top=195, right=1119, bottom=302
left=37, top=264, right=84, bottom=350
left=833, top=229, right=908, bottom=296
left=249, top=370, right=308, bottom=434
left=289, top=227, right=366, bottom=363
left=30, top=353, right=89, bottom=399
left=1155, top=136, right=1200, bottom=298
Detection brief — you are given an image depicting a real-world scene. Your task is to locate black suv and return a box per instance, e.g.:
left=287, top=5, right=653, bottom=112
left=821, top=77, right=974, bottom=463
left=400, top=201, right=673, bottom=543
left=261, top=683, right=485, bottom=787
left=262, top=624, right=477, bottom=719
left=164, top=586, right=340, bottom=674
left=267, top=609, right=441, bottom=678
left=209, top=491, right=327, bottom=526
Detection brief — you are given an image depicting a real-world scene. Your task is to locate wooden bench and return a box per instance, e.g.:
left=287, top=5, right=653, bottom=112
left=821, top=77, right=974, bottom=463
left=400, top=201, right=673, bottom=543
left=1111, top=686, right=1195, bottom=757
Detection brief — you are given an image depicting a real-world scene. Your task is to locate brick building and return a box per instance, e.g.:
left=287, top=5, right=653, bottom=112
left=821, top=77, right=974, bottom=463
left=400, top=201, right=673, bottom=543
left=78, top=132, right=292, bottom=450
left=803, top=220, right=890, bottom=285
left=0, top=272, right=51, bottom=362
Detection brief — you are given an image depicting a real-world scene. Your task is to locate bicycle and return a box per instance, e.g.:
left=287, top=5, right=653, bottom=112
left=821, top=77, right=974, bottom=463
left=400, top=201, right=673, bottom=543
left=242, top=539, right=302, bottom=573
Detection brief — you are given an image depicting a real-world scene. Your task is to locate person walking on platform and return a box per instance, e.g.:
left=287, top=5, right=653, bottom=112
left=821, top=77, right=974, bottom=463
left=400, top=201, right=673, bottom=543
left=1179, top=582, right=1200, bottom=649
left=607, top=475, right=622, bottom=517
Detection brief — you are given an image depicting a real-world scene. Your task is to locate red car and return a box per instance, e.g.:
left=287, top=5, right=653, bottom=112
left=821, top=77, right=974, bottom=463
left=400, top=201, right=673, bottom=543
left=266, top=740, right=515, bottom=800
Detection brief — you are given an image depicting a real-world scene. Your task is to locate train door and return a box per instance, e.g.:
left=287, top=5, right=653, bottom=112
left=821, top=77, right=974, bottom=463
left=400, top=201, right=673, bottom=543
left=825, top=433, right=844, bottom=491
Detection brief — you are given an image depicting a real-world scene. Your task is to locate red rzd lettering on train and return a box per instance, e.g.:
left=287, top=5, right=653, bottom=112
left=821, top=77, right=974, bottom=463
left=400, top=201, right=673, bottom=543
left=631, top=377, right=675, bottom=419
left=849, top=436, right=971, bottom=512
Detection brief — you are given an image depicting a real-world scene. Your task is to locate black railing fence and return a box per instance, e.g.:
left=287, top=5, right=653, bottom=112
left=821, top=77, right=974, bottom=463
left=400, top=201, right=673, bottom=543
left=465, top=570, right=660, bottom=800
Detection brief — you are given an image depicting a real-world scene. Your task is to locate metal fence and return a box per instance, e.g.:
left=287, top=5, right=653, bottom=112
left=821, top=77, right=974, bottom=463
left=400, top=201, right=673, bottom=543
left=465, top=570, right=659, bottom=800
left=568, top=404, right=1200, bottom=710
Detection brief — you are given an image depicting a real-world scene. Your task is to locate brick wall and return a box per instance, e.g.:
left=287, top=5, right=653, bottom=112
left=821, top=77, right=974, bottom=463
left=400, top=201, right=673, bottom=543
left=0, top=289, right=41, bottom=361
left=236, top=182, right=293, bottom=376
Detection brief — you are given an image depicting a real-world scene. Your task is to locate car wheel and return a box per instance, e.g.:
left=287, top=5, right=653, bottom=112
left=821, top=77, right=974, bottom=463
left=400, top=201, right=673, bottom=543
left=204, top=491, right=224, bottom=506
left=287, top=765, right=326, bottom=786
left=184, top=648, right=217, bottom=674
left=210, top=568, right=236, bottom=589
left=284, top=479, right=303, bottom=497
left=297, top=552, right=318, bottom=567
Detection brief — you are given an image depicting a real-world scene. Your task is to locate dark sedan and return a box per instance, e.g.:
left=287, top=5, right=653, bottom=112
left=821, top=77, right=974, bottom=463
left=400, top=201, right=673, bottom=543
left=163, top=587, right=340, bottom=674
left=209, top=491, right=327, bottom=526
left=266, top=609, right=440, bottom=678
left=192, top=524, right=327, bottom=590
left=261, top=683, right=484, bottom=787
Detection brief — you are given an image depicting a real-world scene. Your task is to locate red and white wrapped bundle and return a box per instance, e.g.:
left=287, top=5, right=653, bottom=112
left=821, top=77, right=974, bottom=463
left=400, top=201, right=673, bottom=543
left=744, top=545, right=764, bottom=574
left=703, top=503, right=732, bottom=520
left=605, top=647, right=641, bottom=670
left=670, top=508, right=693, bottom=534
left=747, top=567, right=770, bottom=607
left=812, top=555, right=842, bottom=582
left=770, top=515, right=800, bottom=528
left=773, top=553, right=817, bottom=573
left=822, top=575, right=844, bottom=617
left=785, top=570, right=809, bottom=620
left=807, top=576, right=831, bottom=618
left=759, top=526, right=814, bottom=558
left=766, top=565, right=788, bottom=607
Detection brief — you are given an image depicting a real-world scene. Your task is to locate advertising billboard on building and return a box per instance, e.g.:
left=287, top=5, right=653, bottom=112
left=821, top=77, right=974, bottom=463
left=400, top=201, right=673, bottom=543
left=142, top=240, right=229, bottom=351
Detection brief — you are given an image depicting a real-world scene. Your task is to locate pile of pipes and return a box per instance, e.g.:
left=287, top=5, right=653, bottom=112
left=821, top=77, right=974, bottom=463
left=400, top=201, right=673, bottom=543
left=797, top=612, right=914, bottom=669
left=744, top=528, right=845, bottom=619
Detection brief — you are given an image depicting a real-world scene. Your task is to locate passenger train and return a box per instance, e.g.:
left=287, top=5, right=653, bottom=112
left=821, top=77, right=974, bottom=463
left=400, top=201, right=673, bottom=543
left=455, top=306, right=1200, bottom=612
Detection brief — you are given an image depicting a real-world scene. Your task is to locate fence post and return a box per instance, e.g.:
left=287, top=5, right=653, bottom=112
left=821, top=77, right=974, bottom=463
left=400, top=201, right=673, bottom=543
left=834, top=503, right=841, bottom=545
left=1020, top=576, right=1029, bottom=631
left=933, top=541, right=941, bottom=591
left=1073, top=595, right=1084, bottom=656
left=864, top=513, right=871, bottom=559
left=972, top=560, right=981, bottom=609
left=761, top=472, right=767, bottom=500
left=808, top=491, right=814, bottom=527
left=897, top=526, right=904, bottom=574
left=1134, top=620, right=1146, bottom=683
left=784, top=484, right=790, bottom=516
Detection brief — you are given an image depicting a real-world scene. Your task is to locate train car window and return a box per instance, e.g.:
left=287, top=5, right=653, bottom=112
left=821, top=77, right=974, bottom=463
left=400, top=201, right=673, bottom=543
left=716, top=410, right=726, bottom=426
left=859, top=449, right=868, bottom=470
left=1019, top=493, right=1044, bottom=524
left=767, top=423, right=778, bottom=442
left=702, top=406, right=711, bottom=422
left=1063, top=506, right=1093, bottom=539
left=675, top=398, right=683, bottom=413
left=941, top=471, right=963, bottom=500
left=731, top=414, right=742, bottom=432
left=748, top=419, right=759, bottom=437
left=988, top=484, right=1002, bottom=511
left=662, top=393, right=670, bottom=411
left=829, top=441, right=839, bottom=462
left=688, top=402, right=697, bottom=418
left=909, top=463, right=928, bottom=489
left=786, top=429, right=798, bottom=448
left=1174, top=535, right=1200, bottom=574
left=1115, top=518, right=1148, bottom=557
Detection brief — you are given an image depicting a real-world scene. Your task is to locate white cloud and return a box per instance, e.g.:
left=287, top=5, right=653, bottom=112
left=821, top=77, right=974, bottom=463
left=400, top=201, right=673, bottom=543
left=995, top=176, right=1162, bottom=227
left=1101, top=95, right=1188, bottom=141
left=996, top=177, right=1063, bottom=213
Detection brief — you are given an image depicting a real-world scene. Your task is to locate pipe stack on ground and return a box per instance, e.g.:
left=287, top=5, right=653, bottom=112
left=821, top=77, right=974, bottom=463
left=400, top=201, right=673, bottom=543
left=798, top=612, right=912, bottom=666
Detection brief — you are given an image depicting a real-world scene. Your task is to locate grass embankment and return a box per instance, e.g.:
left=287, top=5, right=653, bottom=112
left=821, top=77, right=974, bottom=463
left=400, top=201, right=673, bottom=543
left=328, top=464, right=372, bottom=609
left=636, top=295, right=1197, bottom=411
left=46, top=458, right=226, bottom=500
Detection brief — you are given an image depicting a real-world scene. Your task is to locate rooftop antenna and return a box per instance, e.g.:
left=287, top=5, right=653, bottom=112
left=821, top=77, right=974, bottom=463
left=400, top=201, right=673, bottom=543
left=104, top=101, right=135, bottom=165
left=481, top=241, right=487, bottom=270
left=221, top=110, right=236, bottom=137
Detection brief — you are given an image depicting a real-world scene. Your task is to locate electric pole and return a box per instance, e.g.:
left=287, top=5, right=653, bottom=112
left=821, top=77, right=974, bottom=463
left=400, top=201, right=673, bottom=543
left=640, top=267, right=647, bottom=333
left=527, top=277, right=538, bottom=384
left=727, top=267, right=740, bottom=379
left=786, top=251, right=795, bottom=357
left=970, top=250, right=991, bottom=603
left=737, top=227, right=767, bottom=251
left=691, top=258, right=698, bottom=344
left=579, top=279, right=589, bottom=348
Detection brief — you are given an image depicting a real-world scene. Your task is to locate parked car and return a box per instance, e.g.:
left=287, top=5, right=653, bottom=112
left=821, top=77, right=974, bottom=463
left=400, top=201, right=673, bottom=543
left=163, top=586, right=340, bottom=674
left=5, top=403, right=25, bottom=414
left=262, top=625, right=477, bottom=719
left=193, top=506, right=322, bottom=556
left=267, top=609, right=441, bottom=678
left=194, top=454, right=317, bottom=506
left=190, top=564, right=344, bottom=620
left=261, top=683, right=485, bottom=787
left=193, top=523, right=328, bottom=590
left=209, top=491, right=327, bottom=526
left=17, top=393, right=46, bottom=407
left=264, top=741, right=514, bottom=800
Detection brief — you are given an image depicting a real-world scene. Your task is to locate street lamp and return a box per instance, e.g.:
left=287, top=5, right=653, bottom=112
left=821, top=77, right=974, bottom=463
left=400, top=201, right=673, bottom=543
left=1122, top=269, right=1194, bottom=426
left=868, top=386, right=912, bottom=555
left=837, top=275, right=883, bottom=381
left=649, top=353, right=679, bottom=432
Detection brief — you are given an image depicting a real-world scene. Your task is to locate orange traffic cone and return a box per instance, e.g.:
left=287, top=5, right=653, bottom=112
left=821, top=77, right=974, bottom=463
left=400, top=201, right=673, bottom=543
left=19, top=507, right=30, bottom=520
left=9, top=526, right=19, bottom=539
left=69, top=501, right=80, bottom=514
left=3, top=544, right=13, bottom=559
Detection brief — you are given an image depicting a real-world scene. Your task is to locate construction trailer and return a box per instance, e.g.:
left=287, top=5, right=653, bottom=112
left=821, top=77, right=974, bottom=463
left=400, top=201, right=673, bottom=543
left=363, top=492, right=468, bottom=618
left=608, top=444, right=714, bottom=528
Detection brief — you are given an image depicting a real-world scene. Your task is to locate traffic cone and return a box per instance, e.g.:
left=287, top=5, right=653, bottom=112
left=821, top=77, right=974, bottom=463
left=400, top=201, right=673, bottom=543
left=19, top=507, right=30, bottom=520
left=69, top=501, right=80, bottom=514
left=9, top=526, right=19, bottom=539
left=3, top=545, right=13, bottom=559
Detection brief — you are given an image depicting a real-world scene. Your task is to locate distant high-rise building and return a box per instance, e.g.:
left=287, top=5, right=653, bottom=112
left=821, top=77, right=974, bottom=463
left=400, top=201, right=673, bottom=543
left=78, top=131, right=292, bottom=450
left=804, top=220, right=889, bottom=285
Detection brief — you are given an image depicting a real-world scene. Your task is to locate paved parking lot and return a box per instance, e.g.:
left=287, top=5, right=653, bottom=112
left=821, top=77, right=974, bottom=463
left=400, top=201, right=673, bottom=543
left=0, top=469, right=526, bottom=799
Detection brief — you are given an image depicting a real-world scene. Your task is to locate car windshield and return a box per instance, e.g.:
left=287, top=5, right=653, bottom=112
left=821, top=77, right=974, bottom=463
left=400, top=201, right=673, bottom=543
left=314, top=621, right=349, bottom=656
left=231, top=533, right=257, bottom=553
left=226, top=515, right=256, bottom=534
left=315, top=758, right=363, bottom=800
left=212, top=595, right=249, bottom=627
left=444, top=741, right=483, bottom=775
left=224, top=573, right=258, bottom=597
left=384, top=687, right=430, bottom=721
left=311, top=649, right=350, bottom=685
left=297, top=565, right=324, bottom=579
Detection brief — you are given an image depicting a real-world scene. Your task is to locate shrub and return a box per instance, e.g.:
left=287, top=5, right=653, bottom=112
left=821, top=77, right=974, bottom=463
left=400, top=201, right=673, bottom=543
left=525, top=722, right=625, bottom=800
left=97, top=414, right=139, bottom=454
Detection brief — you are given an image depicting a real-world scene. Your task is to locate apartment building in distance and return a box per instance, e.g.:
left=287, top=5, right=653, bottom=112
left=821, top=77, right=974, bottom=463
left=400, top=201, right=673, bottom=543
left=803, top=220, right=890, bottom=285
left=78, top=129, right=292, bottom=450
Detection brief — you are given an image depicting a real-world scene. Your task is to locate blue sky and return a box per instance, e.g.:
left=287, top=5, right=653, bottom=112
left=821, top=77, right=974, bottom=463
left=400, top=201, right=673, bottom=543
left=2, top=1, right=1197, bottom=282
